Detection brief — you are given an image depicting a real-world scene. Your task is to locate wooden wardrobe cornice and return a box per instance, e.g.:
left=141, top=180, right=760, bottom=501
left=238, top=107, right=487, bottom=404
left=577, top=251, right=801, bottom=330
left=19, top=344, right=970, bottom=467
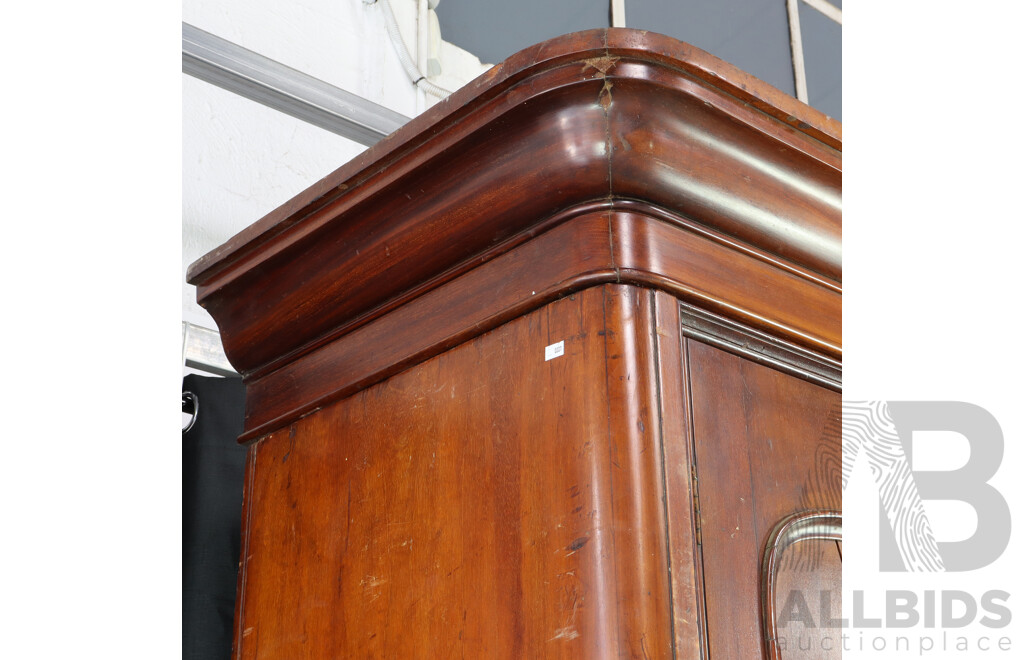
left=187, top=28, right=842, bottom=440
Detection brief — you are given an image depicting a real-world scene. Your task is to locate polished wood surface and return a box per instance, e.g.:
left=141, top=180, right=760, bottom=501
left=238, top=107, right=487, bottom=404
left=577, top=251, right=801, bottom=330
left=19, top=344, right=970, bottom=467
left=188, top=29, right=843, bottom=660
left=652, top=292, right=705, bottom=659
left=238, top=208, right=839, bottom=441
left=229, top=285, right=841, bottom=659
left=684, top=341, right=841, bottom=659
left=763, top=514, right=843, bottom=659
left=772, top=541, right=842, bottom=658
left=234, top=286, right=672, bottom=658
left=187, top=29, right=840, bottom=384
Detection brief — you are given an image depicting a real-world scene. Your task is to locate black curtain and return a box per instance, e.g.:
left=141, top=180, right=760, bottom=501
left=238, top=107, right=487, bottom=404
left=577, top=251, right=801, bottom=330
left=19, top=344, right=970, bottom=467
left=182, top=374, right=247, bottom=660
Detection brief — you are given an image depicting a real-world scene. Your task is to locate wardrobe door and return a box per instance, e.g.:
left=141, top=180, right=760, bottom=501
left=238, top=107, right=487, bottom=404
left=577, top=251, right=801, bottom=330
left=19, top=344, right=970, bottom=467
left=685, top=340, right=841, bottom=659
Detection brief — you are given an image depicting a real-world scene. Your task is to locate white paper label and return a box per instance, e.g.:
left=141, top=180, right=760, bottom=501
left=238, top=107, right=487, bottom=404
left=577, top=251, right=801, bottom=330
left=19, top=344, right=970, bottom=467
left=544, top=340, right=565, bottom=361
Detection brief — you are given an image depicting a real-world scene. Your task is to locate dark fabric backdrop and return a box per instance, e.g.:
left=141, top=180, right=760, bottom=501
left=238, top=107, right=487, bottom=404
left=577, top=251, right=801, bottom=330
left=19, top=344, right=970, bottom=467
left=183, top=374, right=247, bottom=660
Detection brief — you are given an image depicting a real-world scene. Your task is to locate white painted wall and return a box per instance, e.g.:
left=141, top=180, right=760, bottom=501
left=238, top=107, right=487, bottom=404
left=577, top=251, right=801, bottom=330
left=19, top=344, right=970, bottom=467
left=182, top=0, right=490, bottom=338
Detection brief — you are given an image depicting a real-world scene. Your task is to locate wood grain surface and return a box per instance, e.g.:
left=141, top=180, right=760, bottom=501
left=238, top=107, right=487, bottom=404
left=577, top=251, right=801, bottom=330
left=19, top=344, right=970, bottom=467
left=187, top=29, right=844, bottom=660
left=187, top=29, right=840, bottom=383
left=238, top=209, right=839, bottom=441
left=233, top=285, right=675, bottom=659
left=684, top=340, right=841, bottom=659
left=232, top=288, right=842, bottom=659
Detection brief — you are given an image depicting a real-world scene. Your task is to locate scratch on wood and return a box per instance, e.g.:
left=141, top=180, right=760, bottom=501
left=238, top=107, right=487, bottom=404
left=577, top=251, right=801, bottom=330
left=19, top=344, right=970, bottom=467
left=581, top=56, right=618, bottom=110
left=344, top=479, right=351, bottom=552
left=360, top=575, right=387, bottom=602
left=281, top=427, right=296, bottom=463
left=549, top=583, right=582, bottom=642
left=599, top=79, right=613, bottom=110
left=582, top=56, right=619, bottom=76
left=549, top=626, right=580, bottom=642
left=565, top=536, right=589, bottom=556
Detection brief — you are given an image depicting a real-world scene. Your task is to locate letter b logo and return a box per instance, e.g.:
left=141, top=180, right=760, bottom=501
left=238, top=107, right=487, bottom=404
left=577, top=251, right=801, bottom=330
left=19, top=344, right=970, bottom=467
left=843, top=401, right=1011, bottom=572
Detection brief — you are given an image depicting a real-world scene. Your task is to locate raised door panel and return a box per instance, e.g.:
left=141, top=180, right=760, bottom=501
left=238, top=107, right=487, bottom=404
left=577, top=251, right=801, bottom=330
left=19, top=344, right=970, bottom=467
left=683, top=339, right=841, bottom=659
left=770, top=533, right=842, bottom=658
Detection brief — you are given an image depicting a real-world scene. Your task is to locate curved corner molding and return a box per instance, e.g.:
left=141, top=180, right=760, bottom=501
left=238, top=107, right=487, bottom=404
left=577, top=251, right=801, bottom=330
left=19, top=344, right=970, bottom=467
left=187, top=29, right=842, bottom=439
left=761, top=510, right=842, bottom=660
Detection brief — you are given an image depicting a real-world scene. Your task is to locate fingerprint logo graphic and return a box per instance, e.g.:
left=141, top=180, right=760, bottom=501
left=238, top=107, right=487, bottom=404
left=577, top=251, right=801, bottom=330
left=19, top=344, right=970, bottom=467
left=842, top=401, right=945, bottom=572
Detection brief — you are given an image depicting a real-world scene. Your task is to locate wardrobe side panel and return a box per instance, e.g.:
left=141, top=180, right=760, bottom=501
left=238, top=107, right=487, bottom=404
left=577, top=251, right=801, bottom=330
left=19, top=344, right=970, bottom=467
left=233, top=285, right=672, bottom=659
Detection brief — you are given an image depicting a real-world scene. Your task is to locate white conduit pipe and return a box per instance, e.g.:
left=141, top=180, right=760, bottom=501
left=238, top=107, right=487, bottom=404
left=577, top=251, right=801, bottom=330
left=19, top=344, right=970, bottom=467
left=369, top=0, right=451, bottom=99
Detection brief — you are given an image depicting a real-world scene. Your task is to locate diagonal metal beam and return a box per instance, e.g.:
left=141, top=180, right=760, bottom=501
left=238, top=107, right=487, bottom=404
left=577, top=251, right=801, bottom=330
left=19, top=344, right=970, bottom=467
left=182, top=22, right=411, bottom=146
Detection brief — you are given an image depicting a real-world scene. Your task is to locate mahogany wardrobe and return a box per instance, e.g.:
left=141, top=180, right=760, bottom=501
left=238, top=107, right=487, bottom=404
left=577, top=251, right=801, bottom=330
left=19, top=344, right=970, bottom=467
left=189, top=29, right=842, bottom=659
